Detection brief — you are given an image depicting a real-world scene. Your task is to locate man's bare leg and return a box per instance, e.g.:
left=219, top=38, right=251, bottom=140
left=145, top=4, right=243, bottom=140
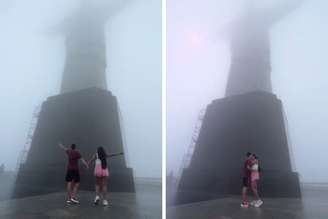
left=242, top=186, right=248, bottom=203
left=71, top=182, right=80, bottom=199
left=67, top=182, right=72, bottom=200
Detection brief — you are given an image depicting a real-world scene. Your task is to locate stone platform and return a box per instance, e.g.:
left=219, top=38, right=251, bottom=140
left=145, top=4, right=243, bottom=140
left=0, top=184, right=161, bottom=219
left=168, top=186, right=328, bottom=219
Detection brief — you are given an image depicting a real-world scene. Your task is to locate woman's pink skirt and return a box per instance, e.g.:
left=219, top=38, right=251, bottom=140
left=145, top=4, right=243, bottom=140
left=94, top=164, right=109, bottom=177
left=251, top=172, right=260, bottom=181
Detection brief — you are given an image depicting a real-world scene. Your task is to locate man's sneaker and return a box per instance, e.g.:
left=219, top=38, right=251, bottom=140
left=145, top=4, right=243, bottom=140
left=240, top=202, right=249, bottom=208
left=254, top=200, right=263, bottom=208
left=70, top=198, right=80, bottom=204
left=66, top=199, right=72, bottom=204
left=103, top=200, right=109, bottom=206
left=94, top=196, right=100, bottom=205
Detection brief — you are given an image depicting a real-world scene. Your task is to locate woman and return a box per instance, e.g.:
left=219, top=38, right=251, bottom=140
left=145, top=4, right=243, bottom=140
left=251, top=155, right=260, bottom=182
left=88, top=146, right=123, bottom=206
left=250, top=154, right=263, bottom=207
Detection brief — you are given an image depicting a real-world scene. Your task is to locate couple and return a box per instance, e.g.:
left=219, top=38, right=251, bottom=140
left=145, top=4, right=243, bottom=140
left=241, top=152, right=263, bottom=208
left=58, top=143, right=123, bottom=206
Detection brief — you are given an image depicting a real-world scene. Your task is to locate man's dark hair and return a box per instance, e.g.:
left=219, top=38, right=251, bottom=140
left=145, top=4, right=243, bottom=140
left=246, top=152, right=252, bottom=157
left=71, top=144, right=76, bottom=149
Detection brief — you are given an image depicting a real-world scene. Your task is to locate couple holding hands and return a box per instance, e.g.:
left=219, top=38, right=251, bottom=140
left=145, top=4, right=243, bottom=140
left=58, top=143, right=123, bottom=206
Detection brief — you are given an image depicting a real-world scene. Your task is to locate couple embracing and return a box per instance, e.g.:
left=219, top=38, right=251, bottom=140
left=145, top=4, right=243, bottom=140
left=241, top=152, right=263, bottom=208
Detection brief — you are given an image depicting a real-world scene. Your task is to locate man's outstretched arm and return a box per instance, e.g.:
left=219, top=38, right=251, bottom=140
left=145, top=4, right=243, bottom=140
left=58, top=143, right=68, bottom=151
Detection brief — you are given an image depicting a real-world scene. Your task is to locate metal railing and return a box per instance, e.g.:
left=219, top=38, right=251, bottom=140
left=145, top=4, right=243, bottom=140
left=175, top=108, right=206, bottom=187
left=16, top=106, right=41, bottom=171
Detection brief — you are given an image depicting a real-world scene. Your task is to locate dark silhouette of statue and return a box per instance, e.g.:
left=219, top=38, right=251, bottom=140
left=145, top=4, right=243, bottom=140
left=14, top=0, right=135, bottom=198
left=225, top=0, right=302, bottom=96
left=60, top=0, right=130, bottom=93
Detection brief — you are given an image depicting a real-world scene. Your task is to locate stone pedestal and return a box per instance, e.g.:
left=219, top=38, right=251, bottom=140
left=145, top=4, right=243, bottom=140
left=14, top=88, right=135, bottom=198
left=176, top=91, right=301, bottom=204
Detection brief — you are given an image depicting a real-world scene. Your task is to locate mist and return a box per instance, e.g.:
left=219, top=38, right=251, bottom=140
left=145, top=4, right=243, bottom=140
left=167, top=0, right=328, bottom=183
left=0, top=0, right=162, bottom=178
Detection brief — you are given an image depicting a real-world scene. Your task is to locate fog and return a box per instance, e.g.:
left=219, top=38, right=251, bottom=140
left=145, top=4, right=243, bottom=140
left=0, top=0, right=162, bottom=178
left=167, top=0, right=328, bottom=182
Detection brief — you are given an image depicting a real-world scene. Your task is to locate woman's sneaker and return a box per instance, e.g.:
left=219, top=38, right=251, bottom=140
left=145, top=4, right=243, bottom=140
left=249, top=200, right=256, bottom=206
left=240, top=201, right=249, bottom=208
left=70, top=197, right=80, bottom=204
left=94, top=196, right=100, bottom=205
left=103, top=200, right=109, bottom=206
left=254, top=200, right=263, bottom=208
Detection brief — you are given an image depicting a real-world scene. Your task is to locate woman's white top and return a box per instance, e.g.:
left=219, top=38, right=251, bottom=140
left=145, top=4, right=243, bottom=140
left=95, top=153, right=101, bottom=165
left=252, top=163, right=259, bottom=171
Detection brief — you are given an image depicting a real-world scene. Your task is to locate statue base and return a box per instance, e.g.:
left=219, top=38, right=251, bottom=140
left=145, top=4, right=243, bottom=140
left=14, top=88, right=135, bottom=198
left=176, top=91, right=301, bottom=204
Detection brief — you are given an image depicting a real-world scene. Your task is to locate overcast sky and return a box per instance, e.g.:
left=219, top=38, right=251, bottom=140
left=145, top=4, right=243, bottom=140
left=1, top=0, right=328, bottom=183
left=0, top=0, right=162, bottom=178
left=167, top=0, right=328, bottom=183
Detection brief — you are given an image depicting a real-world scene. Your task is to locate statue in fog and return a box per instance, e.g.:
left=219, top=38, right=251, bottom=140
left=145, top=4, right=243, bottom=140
left=59, top=0, right=131, bottom=94
left=225, top=0, right=303, bottom=96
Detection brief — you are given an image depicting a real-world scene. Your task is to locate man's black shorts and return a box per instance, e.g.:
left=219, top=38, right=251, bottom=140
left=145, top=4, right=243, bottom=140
left=242, top=177, right=250, bottom=187
left=65, top=169, right=80, bottom=183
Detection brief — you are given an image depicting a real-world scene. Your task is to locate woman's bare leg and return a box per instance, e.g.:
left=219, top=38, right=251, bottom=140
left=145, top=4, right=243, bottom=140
left=95, top=177, right=101, bottom=197
left=102, top=176, right=108, bottom=201
left=251, top=180, right=260, bottom=200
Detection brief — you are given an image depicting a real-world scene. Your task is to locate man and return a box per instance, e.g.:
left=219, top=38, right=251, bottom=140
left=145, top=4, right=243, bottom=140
left=241, top=152, right=254, bottom=208
left=59, top=143, right=88, bottom=204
